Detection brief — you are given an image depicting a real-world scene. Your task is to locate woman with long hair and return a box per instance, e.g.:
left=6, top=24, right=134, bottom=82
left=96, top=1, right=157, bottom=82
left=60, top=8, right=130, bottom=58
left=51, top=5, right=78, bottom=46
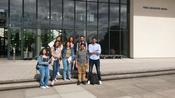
left=37, top=48, right=50, bottom=89
left=51, top=40, right=62, bottom=86
left=62, top=41, right=75, bottom=80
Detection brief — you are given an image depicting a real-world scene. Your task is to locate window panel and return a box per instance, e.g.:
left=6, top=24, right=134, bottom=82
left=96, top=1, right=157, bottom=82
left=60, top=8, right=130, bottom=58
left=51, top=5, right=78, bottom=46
left=110, top=4, right=119, bottom=31
left=87, top=2, right=97, bottom=32
left=76, top=1, right=86, bottom=30
left=51, top=0, right=62, bottom=28
left=24, top=0, right=36, bottom=28
left=63, top=0, right=74, bottom=29
left=38, top=0, right=49, bottom=29
left=10, top=0, right=22, bottom=27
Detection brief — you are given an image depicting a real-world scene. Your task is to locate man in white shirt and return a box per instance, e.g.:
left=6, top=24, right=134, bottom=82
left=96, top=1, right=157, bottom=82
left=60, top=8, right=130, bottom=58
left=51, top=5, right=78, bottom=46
left=87, top=37, right=102, bottom=85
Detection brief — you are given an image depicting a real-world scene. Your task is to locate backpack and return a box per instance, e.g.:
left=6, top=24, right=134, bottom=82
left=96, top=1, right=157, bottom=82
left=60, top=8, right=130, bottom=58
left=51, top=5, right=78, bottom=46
left=90, top=73, right=99, bottom=85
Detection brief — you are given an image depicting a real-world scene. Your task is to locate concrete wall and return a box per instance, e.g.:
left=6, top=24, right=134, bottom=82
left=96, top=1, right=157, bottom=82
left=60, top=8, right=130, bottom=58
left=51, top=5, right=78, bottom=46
left=130, top=0, right=175, bottom=58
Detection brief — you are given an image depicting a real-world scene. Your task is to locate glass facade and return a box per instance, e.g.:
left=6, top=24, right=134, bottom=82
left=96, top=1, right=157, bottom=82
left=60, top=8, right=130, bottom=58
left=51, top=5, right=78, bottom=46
left=0, top=0, right=129, bottom=59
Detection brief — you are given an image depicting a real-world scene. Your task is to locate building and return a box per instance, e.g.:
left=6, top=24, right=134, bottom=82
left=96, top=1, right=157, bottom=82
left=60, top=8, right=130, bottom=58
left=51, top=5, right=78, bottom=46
left=0, top=0, right=174, bottom=59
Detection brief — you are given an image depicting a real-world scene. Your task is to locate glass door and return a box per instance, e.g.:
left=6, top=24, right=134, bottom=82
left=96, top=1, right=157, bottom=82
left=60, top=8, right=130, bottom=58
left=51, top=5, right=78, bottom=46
left=8, top=28, right=22, bottom=59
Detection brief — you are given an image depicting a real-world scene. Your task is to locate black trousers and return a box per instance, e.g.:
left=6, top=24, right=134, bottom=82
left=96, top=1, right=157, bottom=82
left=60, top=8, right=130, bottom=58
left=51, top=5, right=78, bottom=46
left=88, top=59, right=101, bottom=81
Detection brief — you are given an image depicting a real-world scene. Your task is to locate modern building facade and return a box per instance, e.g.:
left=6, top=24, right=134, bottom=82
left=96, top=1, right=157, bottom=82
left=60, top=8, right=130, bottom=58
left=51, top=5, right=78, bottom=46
left=0, top=0, right=129, bottom=59
left=0, top=0, right=174, bottom=59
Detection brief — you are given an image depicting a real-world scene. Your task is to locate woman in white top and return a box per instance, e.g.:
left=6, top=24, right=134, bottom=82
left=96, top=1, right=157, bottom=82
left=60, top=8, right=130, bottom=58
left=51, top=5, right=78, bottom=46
left=51, top=40, right=62, bottom=86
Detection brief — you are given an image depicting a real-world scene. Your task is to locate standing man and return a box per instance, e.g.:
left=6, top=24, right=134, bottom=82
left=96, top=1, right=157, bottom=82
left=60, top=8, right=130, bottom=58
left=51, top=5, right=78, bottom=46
left=76, top=35, right=88, bottom=52
left=87, top=37, right=102, bottom=85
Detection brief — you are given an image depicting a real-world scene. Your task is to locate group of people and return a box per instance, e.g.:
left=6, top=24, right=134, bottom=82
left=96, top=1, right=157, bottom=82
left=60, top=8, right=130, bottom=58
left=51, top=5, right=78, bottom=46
left=37, top=35, right=102, bottom=89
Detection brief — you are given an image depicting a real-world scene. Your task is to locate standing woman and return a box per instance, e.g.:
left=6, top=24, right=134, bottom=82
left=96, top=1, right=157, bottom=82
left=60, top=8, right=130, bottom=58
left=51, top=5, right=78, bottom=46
left=51, top=40, right=62, bottom=86
left=68, top=36, right=76, bottom=76
left=37, top=48, right=50, bottom=89
left=62, top=41, right=75, bottom=80
left=68, top=36, right=75, bottom=50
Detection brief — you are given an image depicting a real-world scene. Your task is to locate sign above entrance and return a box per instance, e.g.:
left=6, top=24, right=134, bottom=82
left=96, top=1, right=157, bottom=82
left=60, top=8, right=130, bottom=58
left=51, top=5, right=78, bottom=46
left=143, top=6, right=168, bottom=11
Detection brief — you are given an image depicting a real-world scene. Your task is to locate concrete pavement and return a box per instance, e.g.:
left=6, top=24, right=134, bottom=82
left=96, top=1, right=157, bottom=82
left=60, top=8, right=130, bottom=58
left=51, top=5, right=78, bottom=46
left=1, top=58, right=175, bottom=82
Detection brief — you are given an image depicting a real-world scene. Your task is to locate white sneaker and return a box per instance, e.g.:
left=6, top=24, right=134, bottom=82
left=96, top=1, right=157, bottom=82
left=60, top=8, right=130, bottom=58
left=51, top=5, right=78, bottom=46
left=51, top=81, right=55, bottom=86
left=40, top=86, right=46, bottom=89
left=87, top=81, right=90, bottom=85
left=99, top=81, right=102, bottom=85
left=54, top=78, right=58, bottom=81
left=57, top=72, right=61, bottom=76
left=45, top=86, right=49, bottom=88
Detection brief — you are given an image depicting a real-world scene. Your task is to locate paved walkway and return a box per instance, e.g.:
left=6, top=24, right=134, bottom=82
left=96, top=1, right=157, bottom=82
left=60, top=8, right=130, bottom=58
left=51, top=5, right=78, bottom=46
left=0, top=58, right=175, bottom=81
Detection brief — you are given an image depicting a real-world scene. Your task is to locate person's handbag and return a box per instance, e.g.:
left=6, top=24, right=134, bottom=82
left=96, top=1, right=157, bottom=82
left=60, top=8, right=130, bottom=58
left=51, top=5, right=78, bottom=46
left=36, top=62, right=40, bottom=70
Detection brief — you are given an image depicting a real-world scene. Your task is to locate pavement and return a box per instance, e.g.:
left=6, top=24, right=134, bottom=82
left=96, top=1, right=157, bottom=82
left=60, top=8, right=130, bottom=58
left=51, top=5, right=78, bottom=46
left=1, top=58, right=175, bottom=90
left=1, top=75, right=175, bottom=98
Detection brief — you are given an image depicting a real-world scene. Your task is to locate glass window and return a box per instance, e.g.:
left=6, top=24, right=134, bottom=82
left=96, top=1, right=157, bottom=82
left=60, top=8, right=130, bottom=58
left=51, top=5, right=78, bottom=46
left=120, top=4, right=128, bottom=30
left=99, top=30, right=110, bottom=54
left=24, top=0, right=36, bottom=28
left=76, top=1, right=86, bottom=30
left=40, top=29, right=54, bottom=47
left=110, top=4, right=119, bottom=31
left=9, top=28, right=22, bottom=59
left=98, top=3, right=108, bottom=34
left=38, top=0, right=49, bottom=29
left=109, top=30, right=120, bottom=55
left=121, top=30, right=129, bottom=56
left=10, top=0, right=22, bottom=27
left=87, top=0, right=97, bottom=2
left=63, top=0, right=74, bottom=29
left=0, top=0, right=8, bottom=10
left=87, top=2, right=97, bottom=36
left=99, top=0, right=108, bottom=2
left=121, top=0, right=127, bottom=4
left=51, top=0, right=62, bottom=29
left=23, top=29, right=36, bottom=59
left=110, top=0, right=119, bottom=3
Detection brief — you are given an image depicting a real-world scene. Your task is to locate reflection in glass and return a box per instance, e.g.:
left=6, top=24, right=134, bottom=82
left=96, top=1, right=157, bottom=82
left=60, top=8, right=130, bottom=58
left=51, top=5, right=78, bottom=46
left=87, top=2, right=97, bottom=37
left=98, top=3, right=108, bottom=39
left=76, top=1, right=86, bottom=30
left=24, top=0, right=36, bottom=28
left=23, top=29, right=36, bottom=59
left=99, top=30, right=109, bottom=54
left=38, top=0, right=49, bottom=28
left=63, top=0, right=74, bottom=29
left=9, top=29, right=21, bottom=59
left=51, top=0, right=62, bottom=28
left=41, top=29, right=54, bottom=47
left=110, top=0, right=119, bottom=3
left=120, top=5, right=127, bottom=30
left=0, top=0, right=8, bottom=10
left=110, top=4, right=119, bottom=31
left=10, top=0, right=22, bottom=27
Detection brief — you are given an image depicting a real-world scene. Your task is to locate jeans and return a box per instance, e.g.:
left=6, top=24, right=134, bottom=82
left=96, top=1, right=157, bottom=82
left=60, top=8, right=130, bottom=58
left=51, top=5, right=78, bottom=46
left=88, top=59, right=101, bottom=81
left=52, top=59, right=60, bottom=80
left=63, top=59, right=71, bottom=80
left=39, top=65, right=49, bottom=86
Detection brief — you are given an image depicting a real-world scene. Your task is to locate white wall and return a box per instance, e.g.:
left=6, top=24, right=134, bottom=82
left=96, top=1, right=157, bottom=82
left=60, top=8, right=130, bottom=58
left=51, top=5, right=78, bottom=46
left=131, top=0, right=175, bottom=58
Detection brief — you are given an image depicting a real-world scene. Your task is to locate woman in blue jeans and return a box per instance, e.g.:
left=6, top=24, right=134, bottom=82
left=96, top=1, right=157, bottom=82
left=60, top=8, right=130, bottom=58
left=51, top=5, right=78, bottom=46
left=50, top=40, right=62, bottom=86
left=62, top=41, right=74, bottom=80
left=37, top=48, right=50, bottom=89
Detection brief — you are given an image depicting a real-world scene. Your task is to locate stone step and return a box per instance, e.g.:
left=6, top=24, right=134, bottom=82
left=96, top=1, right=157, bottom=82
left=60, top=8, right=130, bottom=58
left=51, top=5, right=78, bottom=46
left=1, top=68, right=175, bottom=84
left=1, top=69, right=175, bottom=91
